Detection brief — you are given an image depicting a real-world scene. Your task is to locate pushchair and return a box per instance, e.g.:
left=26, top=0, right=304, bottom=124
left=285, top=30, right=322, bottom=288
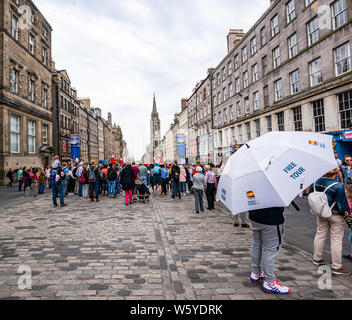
left=133, top=179, right=150, bottom=204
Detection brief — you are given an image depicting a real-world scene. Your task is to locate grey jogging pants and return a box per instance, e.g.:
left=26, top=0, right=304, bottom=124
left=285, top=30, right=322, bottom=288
left=250, top=221, right=284, bottom=284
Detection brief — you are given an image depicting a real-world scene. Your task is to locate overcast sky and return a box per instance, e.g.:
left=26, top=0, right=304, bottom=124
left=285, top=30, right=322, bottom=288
left=35, top=0, right=268, bottom=161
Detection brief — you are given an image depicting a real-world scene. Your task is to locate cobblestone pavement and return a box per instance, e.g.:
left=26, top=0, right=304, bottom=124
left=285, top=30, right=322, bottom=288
left=1, top=192, right=352, bottom=300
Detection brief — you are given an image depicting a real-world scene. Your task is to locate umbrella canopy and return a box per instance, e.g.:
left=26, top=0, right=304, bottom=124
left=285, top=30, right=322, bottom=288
left=99, top=160, right=108, bottom=165
left=217, top=131, right=338, bottom=216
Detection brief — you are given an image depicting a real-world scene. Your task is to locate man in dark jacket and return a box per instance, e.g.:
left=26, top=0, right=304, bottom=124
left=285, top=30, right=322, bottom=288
left=6, top=169, right=14, bottom=187
left=248, top=207, right=290, bottom=295
left=107, top=165, right=117, bottom=198
left=120, top=163, right=136, bottom=205
left=88, top=161, right=101, bottom=202
left=170, top=161, right=181, bottom=199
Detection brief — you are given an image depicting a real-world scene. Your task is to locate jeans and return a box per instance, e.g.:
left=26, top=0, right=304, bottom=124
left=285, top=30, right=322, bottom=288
left=52, top=183, right=64, bottom=206
left=180, top=182, right=186, bottom=193
left=140, top=176, right=147, bottom=186
left=115, top=178, right=121, bottom=196
left=82, top=184, right=89, bottom=198
left=162, top=178, right=167, bottom=195
left=193, top=188, right=204, bottom=212
left=18, top=179, right=23, bottom=191
left=108, top=181, right=116, bottom=197
left=171, top=180, right=181, bottom=198
left=349, top=232, right=352, bottom=253
left=78, top=183, right=83, bottom=197
left=89, top=181, right=99, bottom=200
left=38, top=183, right=45, bottom=193
left=62, top=180, right=68, bottom=196
left=251, top=221, right=284, bottom=284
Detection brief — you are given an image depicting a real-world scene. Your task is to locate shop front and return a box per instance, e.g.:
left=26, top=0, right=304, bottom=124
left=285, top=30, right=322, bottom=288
left=327, top=131, right=352, bottom=161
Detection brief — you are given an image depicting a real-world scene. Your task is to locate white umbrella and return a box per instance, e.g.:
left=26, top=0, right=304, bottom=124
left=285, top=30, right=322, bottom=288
left=217, top=131, right=338, bottom=216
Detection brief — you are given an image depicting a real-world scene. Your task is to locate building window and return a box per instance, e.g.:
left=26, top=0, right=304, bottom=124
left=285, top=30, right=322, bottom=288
left=334, top=42, right=351, bottom=76
left=238, top=125, right=243, bottom=144
left=271, top=15, right=279, bottom=37
left=253, top=91, right=259, bottom=111
left=229, top=83, right=233, bottom=97
left=313, top=99, right=325, bottom=132
left=245, top=97, right=250, bottom=114
left=235, top=54, right=240, bottom=69
left=274, top=79, right=283, bottom=101
left=217, top=73, right=220, bottom=86
left=307, top=17, right=319, bottom=46
left=332, top=0, right=347, bottom=30
left=255, top=119, right=261, bottom=137
left=235, top=77, right=240, bottom=93
left=286, top=0, right=296, bottom=23
left=242, top=46, right=248, bottom=63
left=309, top=58, right=322, bottom=86
left=260, top=27, right=267, bottom=47
left=28, top=80, right=35, bottom=102
left=263, top=85, right=269, bottom=108
left=224, top=108, right=228, bottom=123
left=10, top=69, right=19, bottom=93
left=273, top=46, right=281, bottom=68
left=252, top=64, right=258, bottom=82
left=28, top=120, right=36, bottom=154
left=262, top=55, right=268, bottom=75
left=43, top=26, right=48, bottom=39
left=232, top=127, right=236, bottom=144
left=339, top=90, right=352, bottom=129
left=218, top=92, right=221, bottom=105
left=250, top=37, right=257, bottom=55
left=29, top=34, right=35, bottom=54
left=42, top=88, right=48, bottom=107
left=305, top=0, right=315, bottom=6
left=243, top=71, right=249, bottom=88
left=218, top=111, right=223, bottom=124
left=12, top=16, right=18, bottom=40
left=222, top=67, right=226, bottom=81
left=223, top=87, right=227, bottom=101
left=246, top=123, right=251, bottom=141
left=237, top=101, right=242, bottom=117
left=230, top=105, right=234, bottom=120
left=43, top=124, right=48, bottom=144
left=293, top=106, right=302, bottom=131
left=266, top=115, right=272, bottom=132
left=10, top=114, right=20, bottom=153
left=228, top=61, right=233, bottom=76
left=290, top=70, right=300, bottom=94
left=277, top=112, right=285, bottom=131
left=214, top=114, right=217, bottom=127
left=288, top=33, right=298, bottom=59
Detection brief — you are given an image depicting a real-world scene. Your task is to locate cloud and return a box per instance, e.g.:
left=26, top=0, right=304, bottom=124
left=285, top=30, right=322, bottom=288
left=35, top=0, right=268, bottom=160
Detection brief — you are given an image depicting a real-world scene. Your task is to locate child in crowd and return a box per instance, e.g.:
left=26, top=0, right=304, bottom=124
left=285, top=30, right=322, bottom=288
left=344, top=184, right=352, bottom=261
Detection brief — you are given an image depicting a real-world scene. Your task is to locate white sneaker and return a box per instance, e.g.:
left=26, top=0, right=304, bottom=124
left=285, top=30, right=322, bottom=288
left=262, top=280, right=290, bottom=294
left=250, top=271, right=264, bottom=283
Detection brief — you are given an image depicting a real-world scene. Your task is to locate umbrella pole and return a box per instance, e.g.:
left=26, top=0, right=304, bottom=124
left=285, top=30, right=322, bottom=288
left=291, top=201, right=300, bottom=212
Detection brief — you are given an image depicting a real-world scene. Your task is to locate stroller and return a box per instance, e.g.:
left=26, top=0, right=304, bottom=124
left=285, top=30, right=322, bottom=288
left=134, top=179, right=150, bottom=204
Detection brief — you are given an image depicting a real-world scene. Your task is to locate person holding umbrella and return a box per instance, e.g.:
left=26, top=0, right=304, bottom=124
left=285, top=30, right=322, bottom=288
left=217, top=131, right=342, bottom=295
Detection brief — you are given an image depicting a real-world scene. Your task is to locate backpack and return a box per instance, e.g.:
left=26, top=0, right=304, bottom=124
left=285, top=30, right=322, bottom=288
left=153, top=166, right=160, bottom=175
left=308, top=182, right=338, bottom=218
left=172, top=166, right=180, bottom=180
left=78, top=172, right=86, bottom=184
left=88, top=167, right=97, bottom=183
left=49, top=169, right=61, bottom=185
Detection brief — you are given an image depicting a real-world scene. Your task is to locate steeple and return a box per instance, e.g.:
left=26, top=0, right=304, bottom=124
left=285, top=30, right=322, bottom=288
left=152, top=92, right=158, bottom=118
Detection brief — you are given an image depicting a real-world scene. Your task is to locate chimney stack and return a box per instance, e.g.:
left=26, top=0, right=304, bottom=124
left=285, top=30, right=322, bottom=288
left=227, top=29, right=245, bottom=53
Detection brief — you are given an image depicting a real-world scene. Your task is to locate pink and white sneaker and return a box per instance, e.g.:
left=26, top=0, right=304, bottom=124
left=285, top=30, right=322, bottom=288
left=250, top=271, right=265, bottom=283
left=262, top=280, right=290, bottom=294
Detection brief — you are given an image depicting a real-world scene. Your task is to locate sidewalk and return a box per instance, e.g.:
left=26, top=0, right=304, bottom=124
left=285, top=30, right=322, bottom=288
left=0, top=192, right=351, bottom=300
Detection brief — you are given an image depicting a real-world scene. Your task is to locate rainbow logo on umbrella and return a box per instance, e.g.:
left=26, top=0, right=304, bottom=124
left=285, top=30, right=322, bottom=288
left=247, top=191, right=255, bottom=199
left=309, top=140, right=318, bottom=146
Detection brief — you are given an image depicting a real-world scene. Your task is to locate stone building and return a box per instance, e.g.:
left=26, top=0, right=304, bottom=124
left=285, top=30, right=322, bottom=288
left=0, top=0, right=53, bottom=184
left=112, top=124, right=124, bottom=162
left=79, top=101, right=89, bottom=163
left=93, top=107, right=105, bottom=161
left=52, top=68, right=80, bottom=163
left=104, top=112, right=114, bottom=161
left=211, top=0, right=352, bottom=163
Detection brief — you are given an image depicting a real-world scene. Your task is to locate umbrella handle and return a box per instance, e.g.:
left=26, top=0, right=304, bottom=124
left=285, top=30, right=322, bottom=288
left=292, top=201, right=300, bottom=212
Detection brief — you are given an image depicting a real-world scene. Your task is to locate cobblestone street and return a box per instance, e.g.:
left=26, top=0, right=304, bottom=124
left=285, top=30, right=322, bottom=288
left=1, top=193, right=352, bottom=300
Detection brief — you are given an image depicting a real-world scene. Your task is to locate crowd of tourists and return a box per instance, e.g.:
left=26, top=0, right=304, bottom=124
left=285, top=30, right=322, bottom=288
left=4, top=150, right=352, bottom=296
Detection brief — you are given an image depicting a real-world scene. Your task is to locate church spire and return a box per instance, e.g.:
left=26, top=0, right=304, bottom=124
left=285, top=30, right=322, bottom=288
left=152, top=92, right=158, bottom=116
